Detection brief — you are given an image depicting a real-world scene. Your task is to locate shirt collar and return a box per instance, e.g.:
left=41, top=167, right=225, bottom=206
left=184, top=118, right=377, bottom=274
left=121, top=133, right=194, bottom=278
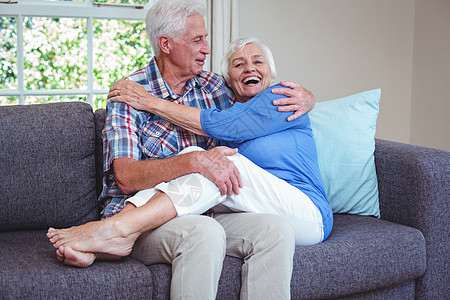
left=185, top=76, right=203, bottom=93
left=147, top=57, right=203, bottom=100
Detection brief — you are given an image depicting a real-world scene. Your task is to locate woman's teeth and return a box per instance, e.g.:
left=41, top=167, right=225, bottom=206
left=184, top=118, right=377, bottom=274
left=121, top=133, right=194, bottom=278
left=243, top=77, right=260, bottom=85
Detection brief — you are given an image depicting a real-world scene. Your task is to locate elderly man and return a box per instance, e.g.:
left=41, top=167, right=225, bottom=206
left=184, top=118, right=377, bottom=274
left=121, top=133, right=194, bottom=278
left=48, top=0, right=315, bottom=298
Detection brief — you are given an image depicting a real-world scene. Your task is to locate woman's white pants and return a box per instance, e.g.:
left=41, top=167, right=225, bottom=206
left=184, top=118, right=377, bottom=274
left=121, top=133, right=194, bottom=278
left=126, top=146, right=324, bottom=246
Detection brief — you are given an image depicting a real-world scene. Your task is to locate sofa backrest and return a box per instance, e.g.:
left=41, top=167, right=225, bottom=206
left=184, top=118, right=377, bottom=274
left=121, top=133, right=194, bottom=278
left=0, top=102, right=99, bottom=231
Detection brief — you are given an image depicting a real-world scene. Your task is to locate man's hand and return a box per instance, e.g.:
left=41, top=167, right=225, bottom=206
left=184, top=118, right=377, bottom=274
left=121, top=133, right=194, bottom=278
left=271, top=81, right=315, bottom=121
left=108, top=79, right=151, bottom=111
left=195, top=147, right=243, bottom=196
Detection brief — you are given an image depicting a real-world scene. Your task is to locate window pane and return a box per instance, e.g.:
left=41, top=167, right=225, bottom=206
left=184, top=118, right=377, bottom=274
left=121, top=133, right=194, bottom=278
left=25, top=95, right=87, bottom=105
left=23, top=17, right=87, bottom=90
left=94, top=94, right=108, bottom=110
left=0, top=17, right=17, bottom=90
left=27, top=0, right=85, bottom=2
left=25, top=0, right=149, bottom=3
left=92, top=0, right=149, bottom=4
left=0, top=96, right=18, bottom=106
left=93, top=19, right=152, bottom=90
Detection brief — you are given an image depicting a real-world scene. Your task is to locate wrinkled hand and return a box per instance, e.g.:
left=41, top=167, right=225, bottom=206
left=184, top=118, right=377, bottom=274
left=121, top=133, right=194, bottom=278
left=196, top=147, right=242, bottom=196
left=271, top=81, right=315, bottom=121
left=108, top=79, right=151, bottom=111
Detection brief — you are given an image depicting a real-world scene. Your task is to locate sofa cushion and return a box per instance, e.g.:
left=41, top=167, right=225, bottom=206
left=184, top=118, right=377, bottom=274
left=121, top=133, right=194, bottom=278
left=290, top=214, right=426, bottom=299
left=309, top=89, right=381, bottom=217
left=0, top=230, right=153, bottom=299
left=0, top=102, right=99, bottom=231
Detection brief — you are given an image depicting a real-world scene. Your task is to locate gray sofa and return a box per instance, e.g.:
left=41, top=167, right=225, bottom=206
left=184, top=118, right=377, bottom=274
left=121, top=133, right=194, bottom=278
left=1, top=102, right=448, bottom=300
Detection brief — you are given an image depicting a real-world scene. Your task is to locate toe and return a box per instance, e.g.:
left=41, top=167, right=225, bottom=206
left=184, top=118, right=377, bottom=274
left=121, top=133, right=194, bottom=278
left=56, top=247, right=65, bottom=262
left=47, top=228, right=56, bottom=237
left=64, top=247, right=95, bottom=268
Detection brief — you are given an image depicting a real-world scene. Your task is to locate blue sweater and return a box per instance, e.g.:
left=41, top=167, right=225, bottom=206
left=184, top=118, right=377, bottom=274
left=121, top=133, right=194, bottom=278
left=200, top=83, right=333, bottom=240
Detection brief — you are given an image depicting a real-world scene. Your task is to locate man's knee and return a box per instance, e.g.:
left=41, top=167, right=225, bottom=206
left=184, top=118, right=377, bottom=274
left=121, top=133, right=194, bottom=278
left=250, top=214, right=296, bottom=252
left=239, top=214, right=294, bottom=299
left=178, top=215, right=226, bottom=256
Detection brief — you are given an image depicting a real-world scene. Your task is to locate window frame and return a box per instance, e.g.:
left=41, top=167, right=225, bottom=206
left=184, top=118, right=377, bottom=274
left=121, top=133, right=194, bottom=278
left=0, top=0, right=150, bottom=106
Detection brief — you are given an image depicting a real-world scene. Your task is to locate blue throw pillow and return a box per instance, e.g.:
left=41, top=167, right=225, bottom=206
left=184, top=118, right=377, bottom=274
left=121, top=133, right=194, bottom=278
left=309, top=89, right=381, bottom=217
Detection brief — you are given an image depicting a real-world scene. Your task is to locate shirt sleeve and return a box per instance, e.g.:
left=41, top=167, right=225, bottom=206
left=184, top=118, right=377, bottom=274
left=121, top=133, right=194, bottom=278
left=103, top=101, right=143, bottom=173
left=200, top=83, right=309, bottom=142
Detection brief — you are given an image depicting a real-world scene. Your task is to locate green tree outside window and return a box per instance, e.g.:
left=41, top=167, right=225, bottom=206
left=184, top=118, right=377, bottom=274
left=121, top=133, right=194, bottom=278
left=0, top=13, right=152, bottom=109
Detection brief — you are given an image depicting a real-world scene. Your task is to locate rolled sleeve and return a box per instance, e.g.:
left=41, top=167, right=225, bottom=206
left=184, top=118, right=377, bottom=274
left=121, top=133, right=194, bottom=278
left=103, top=102, right=144, bottom=173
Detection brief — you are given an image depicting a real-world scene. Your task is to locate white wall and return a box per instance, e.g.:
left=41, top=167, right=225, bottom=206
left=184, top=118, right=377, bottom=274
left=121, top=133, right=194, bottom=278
left=410, top=0, right=450, bottom=151
left=238, top=0, right=449, bottom=151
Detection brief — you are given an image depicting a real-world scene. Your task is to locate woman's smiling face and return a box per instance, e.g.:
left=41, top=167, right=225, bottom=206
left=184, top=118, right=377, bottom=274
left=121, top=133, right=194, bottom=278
left=226, top=43, right=275, bottom=103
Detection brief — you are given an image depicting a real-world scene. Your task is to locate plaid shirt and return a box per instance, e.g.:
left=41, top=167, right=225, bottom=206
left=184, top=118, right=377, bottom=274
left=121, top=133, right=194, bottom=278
left=99, top=57, right=234, bottom=218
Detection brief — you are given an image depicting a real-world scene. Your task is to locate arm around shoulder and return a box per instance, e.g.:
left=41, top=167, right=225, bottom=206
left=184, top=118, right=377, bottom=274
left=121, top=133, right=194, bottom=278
left=109, top=80, right=206, bottom=136
left=271, top=81, right=315, bottom=121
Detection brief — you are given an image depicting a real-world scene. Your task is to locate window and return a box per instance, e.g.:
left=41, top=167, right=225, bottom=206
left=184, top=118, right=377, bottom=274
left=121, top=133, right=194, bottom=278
left=0, top=0, right=152, bottom=109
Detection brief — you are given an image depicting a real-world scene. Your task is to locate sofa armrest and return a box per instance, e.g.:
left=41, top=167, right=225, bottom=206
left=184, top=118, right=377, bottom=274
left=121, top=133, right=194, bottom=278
left=374, top=138, right=449, bottom=299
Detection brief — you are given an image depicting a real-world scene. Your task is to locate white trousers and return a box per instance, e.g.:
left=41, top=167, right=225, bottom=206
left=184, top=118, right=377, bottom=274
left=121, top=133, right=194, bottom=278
left=126, top=146, right=324, bottom=246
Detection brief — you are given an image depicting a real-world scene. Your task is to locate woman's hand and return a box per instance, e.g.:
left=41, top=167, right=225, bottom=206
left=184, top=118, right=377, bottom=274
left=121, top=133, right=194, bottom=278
left=271, top=81, right=315, bottom=121
left=108, top=79, right=153, bottom=112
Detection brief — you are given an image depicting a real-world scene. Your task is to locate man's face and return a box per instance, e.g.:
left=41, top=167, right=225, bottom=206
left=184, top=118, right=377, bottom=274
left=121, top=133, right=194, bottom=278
left=169, top=14, right=210, bottom=79
left=226, top=44, right=274, bottom=103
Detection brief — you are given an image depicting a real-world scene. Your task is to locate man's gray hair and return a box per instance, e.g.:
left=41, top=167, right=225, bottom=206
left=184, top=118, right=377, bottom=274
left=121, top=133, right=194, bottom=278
left=146, top=0, right=206, bottom=57
left=221, top=37, right=277, bottom=83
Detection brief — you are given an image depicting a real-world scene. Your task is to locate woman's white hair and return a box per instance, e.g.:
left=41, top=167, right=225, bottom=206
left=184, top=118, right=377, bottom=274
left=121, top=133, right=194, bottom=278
left=220, top=37, right=277, bottom=83
left=146, top=0, right=206, bottom=57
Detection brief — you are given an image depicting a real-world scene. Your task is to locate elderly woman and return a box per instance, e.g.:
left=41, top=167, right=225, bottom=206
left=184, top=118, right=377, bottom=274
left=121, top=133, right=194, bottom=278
left=48, top=37, right=332, bottom=267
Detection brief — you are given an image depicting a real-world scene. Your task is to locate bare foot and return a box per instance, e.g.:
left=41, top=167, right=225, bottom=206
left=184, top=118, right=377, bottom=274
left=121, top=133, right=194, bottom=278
left=56, top=246, right=96, bottom=268
left=47, top=217, right=140, bottom=258
left=47, top=193, right=177, bottom=264
left=56, top=246, right=122, bottom=268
